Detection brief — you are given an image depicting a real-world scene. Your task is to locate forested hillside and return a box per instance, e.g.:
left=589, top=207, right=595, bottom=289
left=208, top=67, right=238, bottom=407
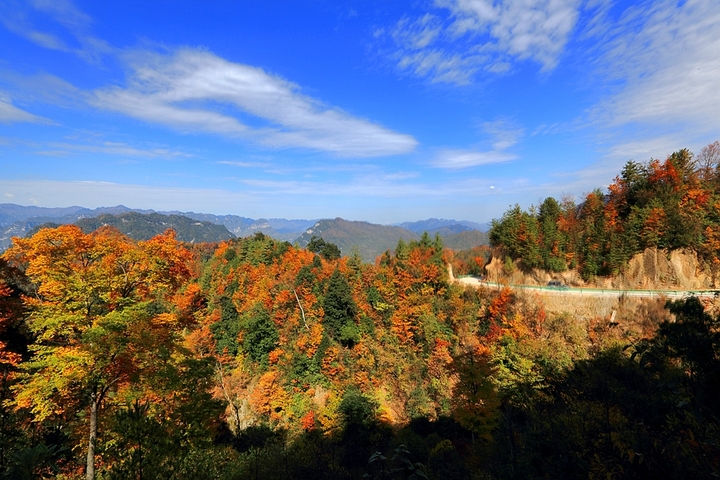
left=296, top=218, right=488, bottom=262
left=490, top=142, right=720, bottom=280
left=295, top=218, right=421, bottom=261
left=0, top=223, right=718, bottom=478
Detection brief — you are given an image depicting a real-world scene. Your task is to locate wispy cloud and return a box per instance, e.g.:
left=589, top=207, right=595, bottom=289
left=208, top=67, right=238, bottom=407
left=216, top=161, right=271, bottom=168
left=441, top=0, right=580, bottom=69
left=0, top=71, right=82, bottom=110
left=591, top=0, right=720, bottom=137
left=30, top=0, right=92, bottom=29
left=382, top=0, right=581, bottom=84
left=431, top=118, right=522, bottom=169
left=393, top=14, right=444, bottom=49
left=432, top=149, right=515, bottom=169
left=241, top=176, right=452, bottom=198
left=90, top=49, right=417, bottom=157
left=1, top=2, right=417, bottom=158
left=395, top=47, right=489, bottom=85
left=34, top=141, right=192, bottom=158
left=0, top=0, right=111, bottom=63
left=604, top=136, right=688, bottom=164
left=482, top=119, right=524, bottom=150
left=0, top=94, right=48, bottom=124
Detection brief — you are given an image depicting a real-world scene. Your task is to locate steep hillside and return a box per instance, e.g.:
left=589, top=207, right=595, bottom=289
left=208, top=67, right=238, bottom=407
left=76, top=212, right=234, bottom=243
left=294, top=218, right=419, bottom=262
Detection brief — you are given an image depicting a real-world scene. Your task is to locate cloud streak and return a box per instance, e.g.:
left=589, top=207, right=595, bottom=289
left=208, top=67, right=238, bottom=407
left=431, top=149, right=515, bottom=169
left=91, top=49, right=418, bottom=157
left=431, top=119, right=522, bottom=169
left=0, top=94, right=48, bottom=124
left=0, top=0, right=111, bottom=63
left=35, top=141, right=192, bottom=158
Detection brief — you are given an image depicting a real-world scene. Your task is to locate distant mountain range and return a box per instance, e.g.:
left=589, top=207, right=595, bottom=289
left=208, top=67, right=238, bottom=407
left=0, top=204, right=315, bottom=251
left=159, top=211, right=315, bottom=241
left=0, top=204, right=488, bottom=261
left=396, top=218, right=487, bottom=234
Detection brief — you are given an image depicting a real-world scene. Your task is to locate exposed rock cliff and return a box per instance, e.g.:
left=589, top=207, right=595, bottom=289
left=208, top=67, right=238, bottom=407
left=605, top=248, right=714, bottom=290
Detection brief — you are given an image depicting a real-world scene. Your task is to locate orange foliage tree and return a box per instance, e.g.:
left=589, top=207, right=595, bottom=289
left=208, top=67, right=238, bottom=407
left=3, top=226, right=198, bottom=480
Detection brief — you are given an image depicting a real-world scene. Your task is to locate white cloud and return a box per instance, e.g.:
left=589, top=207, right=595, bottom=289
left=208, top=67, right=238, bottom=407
left=380, top=171, right=419, bottom=181
left=0, top=72, right=81, bottom=109
left=432, top=118, right=522, bottom=169
left=482, top=119, right=524, bottom=150
left=1, top=0, right=111, bottom=63
left=91, top=49, right=417, bottom=157
left=432, top=148, right=516, bottom=169
left=591, top=0, right=720, bottom=136
left=393, top=14, right=443, bottom=49
left=385, top=0, right=581, bottom=84
left=30, top=0, right=93, bottom=30
left=240, top=174, right=503, bottom=198
left=439, top=0, right=581, bottom=70
left=604, top=136, right=688, bottom=164
left=0, top=95, right=47, bottom=124
left=395, top=48, right=488, bottom=85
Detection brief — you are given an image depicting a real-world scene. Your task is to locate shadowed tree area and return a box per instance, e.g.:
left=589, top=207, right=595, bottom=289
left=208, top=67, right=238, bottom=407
left=492, top=296, right=720, bottom=479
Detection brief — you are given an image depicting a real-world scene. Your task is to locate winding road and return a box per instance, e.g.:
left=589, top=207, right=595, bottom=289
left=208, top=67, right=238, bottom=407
left=453, top=276, right=719, bottom=299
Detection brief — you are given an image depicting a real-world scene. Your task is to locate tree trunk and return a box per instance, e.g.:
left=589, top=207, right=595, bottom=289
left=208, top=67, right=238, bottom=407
left=86, top=391, right=98, bottom=480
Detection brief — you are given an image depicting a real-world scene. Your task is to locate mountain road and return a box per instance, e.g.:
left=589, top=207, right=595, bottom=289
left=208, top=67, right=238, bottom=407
left=453, top=276, right=719, bottom=299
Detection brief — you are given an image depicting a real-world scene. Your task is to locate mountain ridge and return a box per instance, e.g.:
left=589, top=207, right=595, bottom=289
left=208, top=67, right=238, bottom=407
left=0, top=204, right=489, bottom=256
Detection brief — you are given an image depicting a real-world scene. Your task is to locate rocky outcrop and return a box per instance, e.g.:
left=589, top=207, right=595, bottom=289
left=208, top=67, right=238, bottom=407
left=606, top=248, right=714, bottom=290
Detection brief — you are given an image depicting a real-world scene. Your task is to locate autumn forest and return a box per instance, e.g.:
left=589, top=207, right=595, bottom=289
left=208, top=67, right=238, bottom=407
left=1, top=145, right=720, bottom=479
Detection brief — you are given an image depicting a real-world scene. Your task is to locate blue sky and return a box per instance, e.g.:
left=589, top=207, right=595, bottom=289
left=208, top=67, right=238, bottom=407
left=1, top=0, right=719, bottom=224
